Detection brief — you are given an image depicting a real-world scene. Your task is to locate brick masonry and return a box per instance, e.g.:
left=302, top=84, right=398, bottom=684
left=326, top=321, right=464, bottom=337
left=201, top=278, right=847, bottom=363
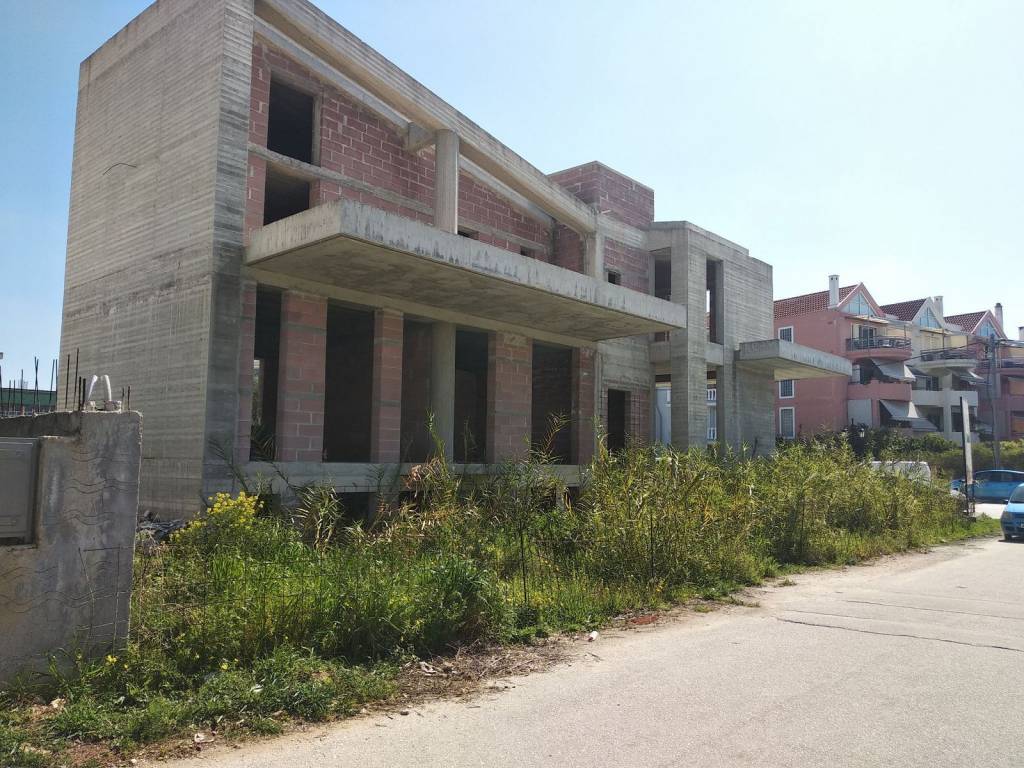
left=370, top=309, right=403, bottom=462
left=487, top=333, right=532, bottom=462
left=276, top=291, right=327, bottom=462
left=247, top=41, right=556, bottom=259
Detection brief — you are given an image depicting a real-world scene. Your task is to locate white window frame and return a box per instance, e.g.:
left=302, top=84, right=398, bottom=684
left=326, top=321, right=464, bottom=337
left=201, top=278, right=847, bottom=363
left=778, top=326, right=794, bottom=342
left=779, top=379, right=795, bottom=399
left=778, top=406, right=796, bottom=439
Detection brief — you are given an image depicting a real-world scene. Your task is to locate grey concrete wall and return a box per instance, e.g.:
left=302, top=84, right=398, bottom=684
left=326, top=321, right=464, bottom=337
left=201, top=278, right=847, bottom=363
left=59, top=0, right=253, bottom=519
left=650, top=222, right=774, bottom=453
left=0, top=412, right=142, bottom=684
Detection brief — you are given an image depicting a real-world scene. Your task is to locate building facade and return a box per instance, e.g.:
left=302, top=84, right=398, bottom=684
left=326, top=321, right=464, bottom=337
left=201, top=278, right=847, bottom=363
left=60, top=0, right=846, bottom=517
left=945, top=307, right=1024, bottom=441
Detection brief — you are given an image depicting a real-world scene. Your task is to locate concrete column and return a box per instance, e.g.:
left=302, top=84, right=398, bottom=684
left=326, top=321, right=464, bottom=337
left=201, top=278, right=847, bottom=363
left=669, top=228, right=708, bottom=449
left=370, top=309, right=404, bottom=463
left=486, top=332, right=532, bottom=462
left=276, top=291, right=327, bottom=463
left=234, top=281, right=258, bottom=464
left=572, top=347, right=597, bottom=464
left=584, top=232, right=605, bottom=280
left=434, top=129, right=459, bottom=234
left=431, top=321, right=457, bottom=459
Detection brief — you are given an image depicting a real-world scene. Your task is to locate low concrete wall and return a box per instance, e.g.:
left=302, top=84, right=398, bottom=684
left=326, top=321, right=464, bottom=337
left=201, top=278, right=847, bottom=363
left=0, top=411, right=142, bottom=684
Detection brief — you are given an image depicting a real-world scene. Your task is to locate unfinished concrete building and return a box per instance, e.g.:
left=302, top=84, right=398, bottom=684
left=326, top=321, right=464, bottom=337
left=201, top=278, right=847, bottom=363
left=59, top=0, right=849, bottom=517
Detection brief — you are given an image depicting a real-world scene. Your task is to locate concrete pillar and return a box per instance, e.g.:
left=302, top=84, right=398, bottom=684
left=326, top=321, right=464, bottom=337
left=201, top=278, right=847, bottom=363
left=431, top=321, right=457, bottom=459
left=434, top=129, right=459, bottom=234
left=584, top=232, right=605, bottom=280
left=276, top=291, right=326, bottom=463
left=486, top=332, right=532, bottom=462
left=370, top=309, right=404, bottom=463
left=572, top=347, right=597, bottom=464
left=235, top=281, right=258, bottom=464
left=669, top=228, right=708, bottom=449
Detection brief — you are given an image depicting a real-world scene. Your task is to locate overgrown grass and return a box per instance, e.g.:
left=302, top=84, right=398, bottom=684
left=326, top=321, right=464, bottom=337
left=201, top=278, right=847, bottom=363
left=1, top=440, right=998, bottom=766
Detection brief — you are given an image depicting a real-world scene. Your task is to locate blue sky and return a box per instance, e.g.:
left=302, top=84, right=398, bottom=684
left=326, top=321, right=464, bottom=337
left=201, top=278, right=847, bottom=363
left=1, top=0, right=1021, bottom=384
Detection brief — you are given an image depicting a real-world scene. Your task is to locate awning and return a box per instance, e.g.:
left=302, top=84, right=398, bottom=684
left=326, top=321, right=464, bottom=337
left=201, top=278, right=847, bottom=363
left=873, top=359, right=916, bottom=382
left=246, top=199, right=687, bottom=343
left=959, top=370, right=985, bottom=383
left=736, top=339, right=852, bottom=381
left=909, top=418, right=938, bottom=432
left=880, top=399, right=922, bottom=421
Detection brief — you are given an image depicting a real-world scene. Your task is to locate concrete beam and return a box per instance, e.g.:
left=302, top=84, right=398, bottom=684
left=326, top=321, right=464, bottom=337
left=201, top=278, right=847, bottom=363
left=737, top=339, right=852, bottom=381
left=246, top=198, right=687, bottom=342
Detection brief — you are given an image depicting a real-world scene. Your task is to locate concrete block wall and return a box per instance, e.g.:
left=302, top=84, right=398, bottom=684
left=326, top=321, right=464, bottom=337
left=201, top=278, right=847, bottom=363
left=60, top=0, right=253, bottom=518
left=235, top=281, right=258, bottom=463
left=276, top=291, right=327, bottom=462
left=572, top=347, right=597, bottom=465
left=0, top=412, right=141, bottom=684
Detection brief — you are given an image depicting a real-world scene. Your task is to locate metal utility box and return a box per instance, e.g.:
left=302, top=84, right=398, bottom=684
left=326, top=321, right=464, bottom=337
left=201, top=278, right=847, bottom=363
left=0, top=438, right=38, bottom=540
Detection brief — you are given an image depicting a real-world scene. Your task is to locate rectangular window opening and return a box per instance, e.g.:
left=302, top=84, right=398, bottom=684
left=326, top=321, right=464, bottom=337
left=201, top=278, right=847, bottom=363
left=606, top=388, right=629, bottom=452
left=607, top=270, right=622, bottom=286
left=323, top=304, right=374, bottom=462
left=458, top=228, right=479, bottom=239
left=531, top=343, right=573, bottom=463
left=706, top=259, right=724, bottom=344
left=653, top=258, right=671, bottom=300
left=267, top=79, right=315, bottom=164
left=400, top=320, right=434, bottom=463
left=264, top=167, right=311, bottom=225
left=779, top=379, right=795, bottom=398
left=251, top=287, right=282, bottom=461
left=778, top=326, right=794, bottom=343
left=454, top=329, right=488, bottom=463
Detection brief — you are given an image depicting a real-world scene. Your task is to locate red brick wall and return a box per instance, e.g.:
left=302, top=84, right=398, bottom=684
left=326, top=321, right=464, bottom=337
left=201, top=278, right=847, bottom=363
left=235, top=281, right=257, bottom=463
left=488, top=333, right=532, bottom=462
left=604, top=238, right=650, bottom=293
left=247, top=41, right=551, bottom=256
left=548, top=162, right=655, bottom=230
left=276, top=291, right=326, bottom=462
left=370, top=309, right=403, bottom=462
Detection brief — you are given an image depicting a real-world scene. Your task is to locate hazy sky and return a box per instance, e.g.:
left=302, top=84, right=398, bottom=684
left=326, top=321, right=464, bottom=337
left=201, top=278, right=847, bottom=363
left=1, top=0, right=1021, bottom=383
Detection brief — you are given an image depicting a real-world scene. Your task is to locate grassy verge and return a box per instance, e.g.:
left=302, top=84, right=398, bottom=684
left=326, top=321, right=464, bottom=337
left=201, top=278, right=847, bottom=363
left=0, top=441, right=999, bottom=767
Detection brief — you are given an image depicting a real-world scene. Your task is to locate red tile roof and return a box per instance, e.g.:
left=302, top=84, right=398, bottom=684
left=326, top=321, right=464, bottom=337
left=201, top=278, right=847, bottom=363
left=774, top=285, right=855, bottom=320
left=880, top=298, right=926, bottom=322
left=944, top=311, right=986, bottom=333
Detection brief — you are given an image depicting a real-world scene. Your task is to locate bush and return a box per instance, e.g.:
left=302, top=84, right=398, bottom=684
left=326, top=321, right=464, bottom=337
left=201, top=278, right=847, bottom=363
left=2, top=441, right=994, bottom=763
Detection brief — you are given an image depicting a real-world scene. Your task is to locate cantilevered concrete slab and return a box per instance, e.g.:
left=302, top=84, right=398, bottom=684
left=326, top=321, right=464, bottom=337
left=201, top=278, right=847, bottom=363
left=246, top=199, right=687, bottom=342
left=737, top=339, right=852, bottom=381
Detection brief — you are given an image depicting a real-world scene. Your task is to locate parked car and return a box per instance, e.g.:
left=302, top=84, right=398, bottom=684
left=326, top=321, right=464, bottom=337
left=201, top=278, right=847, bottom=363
left=1000, top=484, right=1024, bottom=541
left=950, top=478, right=965, bottom=496
left=970, top=470, right=1024, bottom=503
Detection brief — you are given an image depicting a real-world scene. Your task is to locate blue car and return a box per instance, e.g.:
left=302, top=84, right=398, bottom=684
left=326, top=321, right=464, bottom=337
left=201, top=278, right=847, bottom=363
left=1000, top=484, right=1024, bottom=542
left=970, top=470, right=1024, bottom=503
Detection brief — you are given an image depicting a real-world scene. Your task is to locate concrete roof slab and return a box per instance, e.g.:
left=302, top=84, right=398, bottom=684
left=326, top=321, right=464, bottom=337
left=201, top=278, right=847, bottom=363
left=246, top=200, right=687, bottom=342
left=737, top=339, right=852, bottom=381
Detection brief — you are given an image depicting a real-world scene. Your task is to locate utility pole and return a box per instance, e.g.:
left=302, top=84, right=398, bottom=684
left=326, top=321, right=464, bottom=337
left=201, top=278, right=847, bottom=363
left=988, top=340, right=1001, bottom=469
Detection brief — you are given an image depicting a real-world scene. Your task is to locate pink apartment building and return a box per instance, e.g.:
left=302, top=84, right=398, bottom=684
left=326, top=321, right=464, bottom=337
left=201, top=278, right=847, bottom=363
left=773, top=276, right=921, bottom=438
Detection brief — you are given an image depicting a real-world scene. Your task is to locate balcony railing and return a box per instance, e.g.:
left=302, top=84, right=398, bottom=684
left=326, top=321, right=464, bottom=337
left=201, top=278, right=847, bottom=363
left=707, top=387, right=717, bottom=402
left=919, top=348, right=973, bottom=362
left=846, top=336, right=911, bottom=351
left=707, top=426, right=717, bottom=441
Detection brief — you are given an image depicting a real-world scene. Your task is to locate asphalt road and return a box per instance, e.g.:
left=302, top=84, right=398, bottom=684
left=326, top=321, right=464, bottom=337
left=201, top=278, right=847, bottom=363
left=165, top=536, right=1023, bottom=768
